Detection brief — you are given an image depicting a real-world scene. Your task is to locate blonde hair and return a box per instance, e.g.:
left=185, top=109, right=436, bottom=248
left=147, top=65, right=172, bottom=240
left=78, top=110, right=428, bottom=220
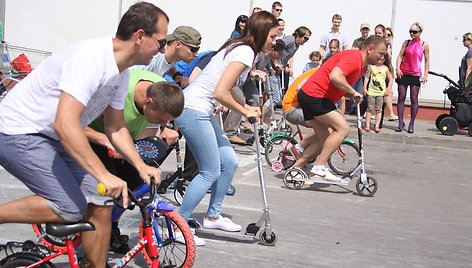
left=410, top=22, right=423, bottom=32
left=463, top=32, right=472, bottom=41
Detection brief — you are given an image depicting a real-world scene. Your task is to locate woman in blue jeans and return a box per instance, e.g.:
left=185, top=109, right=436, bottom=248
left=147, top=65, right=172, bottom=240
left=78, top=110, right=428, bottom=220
left=174, top=11, right=279, bottom=245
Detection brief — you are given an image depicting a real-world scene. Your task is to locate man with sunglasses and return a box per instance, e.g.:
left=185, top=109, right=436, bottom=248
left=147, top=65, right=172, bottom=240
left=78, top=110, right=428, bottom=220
left=144, top=25, right=202, bottom=89
left=271, top=1, right=283, bottom=18
left=0, top=3, right=168, bottom=267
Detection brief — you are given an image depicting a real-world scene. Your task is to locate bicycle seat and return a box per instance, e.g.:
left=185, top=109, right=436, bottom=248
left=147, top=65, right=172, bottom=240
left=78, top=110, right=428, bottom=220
left=45, top=221, right=95, bottom=237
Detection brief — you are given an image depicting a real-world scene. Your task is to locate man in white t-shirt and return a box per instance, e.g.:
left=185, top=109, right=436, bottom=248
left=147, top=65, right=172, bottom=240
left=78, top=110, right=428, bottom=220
left=319, top=13, right=349, bottom=58
left=144, top=26, right=201, bottom=88
left=0, top=3, right=168, bottom=267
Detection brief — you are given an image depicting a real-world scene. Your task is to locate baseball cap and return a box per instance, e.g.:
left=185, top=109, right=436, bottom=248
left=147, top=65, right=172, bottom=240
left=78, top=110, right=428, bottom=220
left=360, top=23, right=370, bottom=30
left=166, top=26, right=202, bottom=47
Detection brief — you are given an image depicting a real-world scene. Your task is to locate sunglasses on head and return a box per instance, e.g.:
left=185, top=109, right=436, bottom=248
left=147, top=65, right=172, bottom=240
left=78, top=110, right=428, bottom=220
left=275, top=8, right=282, bottom=12
left=409, top=30, right=419, bottom=34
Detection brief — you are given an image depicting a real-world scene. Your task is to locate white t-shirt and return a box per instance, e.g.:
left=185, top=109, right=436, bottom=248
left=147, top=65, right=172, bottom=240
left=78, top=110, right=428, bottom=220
left=320, top=30, right=349, bottom=51
left=184, top=44, right=254, bottom=114
left=141, top=53, right=175, bottom=76
left=0, top=37, right=129, bottom=140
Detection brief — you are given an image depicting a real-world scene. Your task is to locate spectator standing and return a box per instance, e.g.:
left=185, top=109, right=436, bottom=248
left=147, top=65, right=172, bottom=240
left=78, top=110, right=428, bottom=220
left=276, top=18, right=286, bottom=39
left=280, top=26, right=312, bottom=89
left=271, top=1, right=283, bottom=18
left=319, top=14, right=349, bottom=58
left=460, top=32, right=472, bottom=89
left=230, top=15, right=248, bottom=39
left=352, top=23, right=370, bottom=49
left=303, top=51, right=321, bottom=72
left=363, top=52, right=393, bottom=133
left=384, top=26, right=398, bottom=121
left=174, top=11, right=279, bottom=244
left=0, top=3, right=168, bottom=267
left=395, top=22, right=430, bottom=134
left=298, top=35, right=386, bottom=181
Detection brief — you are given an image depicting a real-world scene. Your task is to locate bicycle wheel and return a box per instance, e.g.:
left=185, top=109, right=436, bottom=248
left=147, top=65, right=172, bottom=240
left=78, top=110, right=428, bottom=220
left=31, top=224, right=81, bottom=251
left=264, top=136, right=296, bottom=171
left=0, top=252, right=53, bottom=268
left=140, top=210, right=195, bottom=268
left=327, top=141, right=361, bottom=175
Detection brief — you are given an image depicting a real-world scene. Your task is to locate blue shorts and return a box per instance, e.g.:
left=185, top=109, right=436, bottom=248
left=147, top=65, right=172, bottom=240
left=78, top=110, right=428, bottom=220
left=0, top=133, right=109, bottom=222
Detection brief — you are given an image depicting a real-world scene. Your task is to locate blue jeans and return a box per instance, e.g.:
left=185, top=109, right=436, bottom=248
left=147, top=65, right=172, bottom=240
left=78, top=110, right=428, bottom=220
left=174, top=108, right=239, bottom=221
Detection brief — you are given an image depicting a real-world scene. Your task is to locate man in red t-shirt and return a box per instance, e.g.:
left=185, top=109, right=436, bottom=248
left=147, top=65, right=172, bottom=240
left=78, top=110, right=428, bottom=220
left=298, top=35, right=387, bottom=181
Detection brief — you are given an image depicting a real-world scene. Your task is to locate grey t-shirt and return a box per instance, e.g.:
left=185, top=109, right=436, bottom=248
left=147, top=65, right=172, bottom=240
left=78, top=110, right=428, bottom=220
left=460, top=47, right=472, bottom=88
left=280, top=35, right=299, bottom=66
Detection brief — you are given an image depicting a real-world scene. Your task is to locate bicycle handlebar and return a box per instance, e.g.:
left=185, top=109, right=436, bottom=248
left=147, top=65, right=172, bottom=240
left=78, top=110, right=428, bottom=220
left=247, top=116, right=257, bottom=124
left=97, top=178, right=157, bottom=209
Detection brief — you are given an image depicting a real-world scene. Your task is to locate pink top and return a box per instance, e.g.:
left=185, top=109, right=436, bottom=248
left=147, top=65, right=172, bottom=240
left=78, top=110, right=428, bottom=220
left=400, top=38, right=424, bottom=76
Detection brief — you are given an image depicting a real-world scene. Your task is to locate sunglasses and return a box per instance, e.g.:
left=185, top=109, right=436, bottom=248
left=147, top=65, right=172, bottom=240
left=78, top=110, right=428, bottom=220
left=275, top=8, right=282, bottom=12
left=409, top=30, right=419, bottom=34
left=182, top=42, right=200, bottom=53
left=303, top=36, right=310, bottom=41
left=151, top=35, right=167, bottom=51
left=386, top=33, right=392, bottom=37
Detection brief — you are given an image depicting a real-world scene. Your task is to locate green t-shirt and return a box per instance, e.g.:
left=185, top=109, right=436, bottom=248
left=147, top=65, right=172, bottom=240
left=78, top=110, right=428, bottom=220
left=0, top=21, right=3, bottom=41
left=88, top=69, right=165, bottom=139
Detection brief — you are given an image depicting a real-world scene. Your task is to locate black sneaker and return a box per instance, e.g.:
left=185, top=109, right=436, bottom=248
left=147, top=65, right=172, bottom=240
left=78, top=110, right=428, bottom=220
left=111, top=222, right=129, bottom=244
left=110, top=241, right=130, bottom=254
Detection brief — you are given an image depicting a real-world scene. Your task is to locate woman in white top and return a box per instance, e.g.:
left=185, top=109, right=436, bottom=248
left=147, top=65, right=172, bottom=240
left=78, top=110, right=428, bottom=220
left=174, top=11, right=279, bottom=244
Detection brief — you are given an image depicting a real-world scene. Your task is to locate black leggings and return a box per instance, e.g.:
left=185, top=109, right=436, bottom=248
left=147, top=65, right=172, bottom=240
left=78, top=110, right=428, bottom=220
left=397, top=84, right=420, bottom=130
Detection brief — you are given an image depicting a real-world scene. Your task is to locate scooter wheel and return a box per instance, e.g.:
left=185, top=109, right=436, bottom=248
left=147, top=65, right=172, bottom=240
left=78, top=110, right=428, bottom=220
left=283, top=167, right=306, bottom=190
left=258, top=228, right=278, bottom=246
left=226, top=185, right=236, bottom=196
left=271, top=160, right=284, bottom=172
left=355, top=176, right=378, bottom=197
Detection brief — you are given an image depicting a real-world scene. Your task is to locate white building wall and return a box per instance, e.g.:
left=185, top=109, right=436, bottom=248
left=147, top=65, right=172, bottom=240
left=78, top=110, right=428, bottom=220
left=2, top=0, right=471, bottom=105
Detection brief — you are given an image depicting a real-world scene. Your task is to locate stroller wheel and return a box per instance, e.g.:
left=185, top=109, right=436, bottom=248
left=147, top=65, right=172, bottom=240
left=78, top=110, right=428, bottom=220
left=468, top=123, right=472, bottom=137
left=435, top=114, right=449, bottom=130
left=438, top=116, right=458, bottom=136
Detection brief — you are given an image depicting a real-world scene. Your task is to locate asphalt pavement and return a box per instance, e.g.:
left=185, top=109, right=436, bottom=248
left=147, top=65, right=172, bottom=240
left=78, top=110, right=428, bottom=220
left=0, top=115, right=471, bottom=267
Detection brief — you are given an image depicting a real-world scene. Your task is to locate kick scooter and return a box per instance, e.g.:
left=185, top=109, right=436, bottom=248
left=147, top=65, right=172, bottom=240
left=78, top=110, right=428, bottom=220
left=282, top=102, right=378, bottom=197
left=245, top=116, right=278, bottom=246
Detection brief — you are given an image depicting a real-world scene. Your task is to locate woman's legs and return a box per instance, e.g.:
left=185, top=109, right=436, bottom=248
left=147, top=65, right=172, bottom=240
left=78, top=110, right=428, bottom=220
left=386, top=92, right=398, bottom=119
left=175, top=109, right=222, bottom=221
left=408, top=85, right=421, bottom=131
left=396, top=84, right=408, bottom=129
left=206, top=116, right=238, bottom=219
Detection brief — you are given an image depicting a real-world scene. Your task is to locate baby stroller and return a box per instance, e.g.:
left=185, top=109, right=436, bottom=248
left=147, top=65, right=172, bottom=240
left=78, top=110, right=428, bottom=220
left=429, top=71, right=472, bottom=136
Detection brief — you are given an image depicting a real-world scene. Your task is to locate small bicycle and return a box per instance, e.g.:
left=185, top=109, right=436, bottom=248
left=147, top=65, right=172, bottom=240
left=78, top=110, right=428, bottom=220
left=31, top=137, right=196, bottom=267
left=264, top=124, right=361, bottom=174
left=2, top=178, right=196, bottom=267
left=282, top=103, right=378, bottom=197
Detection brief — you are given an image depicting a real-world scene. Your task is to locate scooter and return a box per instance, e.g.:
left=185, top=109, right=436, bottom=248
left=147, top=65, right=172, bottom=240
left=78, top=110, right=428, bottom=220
left=282, top=102, right=378, bottom=197
left=245, top=116, right=278, bottom=246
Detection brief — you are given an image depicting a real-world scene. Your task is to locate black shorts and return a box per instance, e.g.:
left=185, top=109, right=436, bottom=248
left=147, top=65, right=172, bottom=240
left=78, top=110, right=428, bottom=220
left=298, top=89, right=337, bottom=120
left=395, top=74, right=421, bottom=87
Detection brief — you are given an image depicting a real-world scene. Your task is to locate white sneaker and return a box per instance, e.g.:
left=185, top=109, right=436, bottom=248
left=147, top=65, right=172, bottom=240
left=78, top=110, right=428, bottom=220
left=174, top=230, right=205, bottom=246
left=203, top=216, right=242, bottom=232
left=310, top=165, right=341, bottom=182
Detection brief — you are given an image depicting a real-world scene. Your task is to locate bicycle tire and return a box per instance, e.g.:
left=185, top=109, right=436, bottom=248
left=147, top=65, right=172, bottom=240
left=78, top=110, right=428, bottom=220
left=139, top=210, right=195, bottom=268
left=31, top=224, right=81, bottom=251
left=0, top=252, right=53, bottom=268
left=327, top=141, right=361, bottom=175
left=264, top=136, right=296, bottom=170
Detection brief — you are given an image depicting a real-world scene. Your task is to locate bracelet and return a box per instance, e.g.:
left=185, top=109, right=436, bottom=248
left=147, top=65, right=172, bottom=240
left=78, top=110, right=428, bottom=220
left=172, top=71, right=183, bottom=80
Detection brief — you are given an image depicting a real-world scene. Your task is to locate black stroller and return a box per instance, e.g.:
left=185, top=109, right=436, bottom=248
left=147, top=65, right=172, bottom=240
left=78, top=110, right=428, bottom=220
left=429, top=71, right=472, bottom=136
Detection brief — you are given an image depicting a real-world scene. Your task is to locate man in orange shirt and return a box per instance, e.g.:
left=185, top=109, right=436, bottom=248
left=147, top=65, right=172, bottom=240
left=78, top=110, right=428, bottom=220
left=282, top=68, right=317, bottom=167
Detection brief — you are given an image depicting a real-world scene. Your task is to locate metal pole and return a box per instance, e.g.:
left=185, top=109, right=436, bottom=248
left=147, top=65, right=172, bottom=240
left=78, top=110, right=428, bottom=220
left=249, top=0, right=254, bottom=15
left=0, top=0, right=6, bottom=41
left=390, top=0, right=397, bottom=31
left=118, top=0, right=123, bottom=23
